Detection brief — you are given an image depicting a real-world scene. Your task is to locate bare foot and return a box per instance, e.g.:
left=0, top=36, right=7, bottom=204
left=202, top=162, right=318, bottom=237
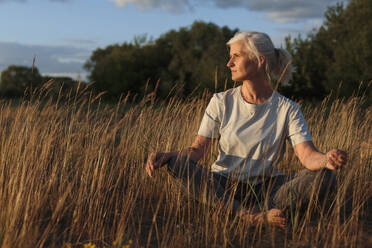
left=238, top=208, right=286, bottom=229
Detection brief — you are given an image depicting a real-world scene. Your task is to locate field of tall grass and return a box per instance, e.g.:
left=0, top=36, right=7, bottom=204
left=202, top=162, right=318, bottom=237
left=0, top=83, right=371, bottom=247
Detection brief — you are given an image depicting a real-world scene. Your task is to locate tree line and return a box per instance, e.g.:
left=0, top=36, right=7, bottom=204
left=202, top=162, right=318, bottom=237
left=1, top=0, right=371, bottom=102
left=0, top=65, right=83, bottom=97
left=281, top=0, right=372, bottom=102
left=83, top=22, right=237, bottom=100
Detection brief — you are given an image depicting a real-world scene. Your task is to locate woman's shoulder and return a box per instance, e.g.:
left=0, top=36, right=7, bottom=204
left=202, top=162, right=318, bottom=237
left=274, top=91, right=300, bottom=110
left=213, top=86, right=241, bottom=101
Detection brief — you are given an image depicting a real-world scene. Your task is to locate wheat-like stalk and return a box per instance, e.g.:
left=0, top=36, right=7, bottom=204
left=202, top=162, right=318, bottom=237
left=0, top=84, right=370, bottom=247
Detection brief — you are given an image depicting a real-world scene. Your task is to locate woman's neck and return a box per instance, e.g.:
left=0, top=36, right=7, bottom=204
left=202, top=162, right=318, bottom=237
left=241, top=80, right=273, bottom=104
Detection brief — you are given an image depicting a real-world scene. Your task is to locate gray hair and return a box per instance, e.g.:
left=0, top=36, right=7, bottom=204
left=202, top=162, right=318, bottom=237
left=227, top=31, right=293, bottom=86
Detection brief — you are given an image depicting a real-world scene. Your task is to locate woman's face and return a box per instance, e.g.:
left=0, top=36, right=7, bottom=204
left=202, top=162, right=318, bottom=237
left=227, top=41, right=262, bottom=82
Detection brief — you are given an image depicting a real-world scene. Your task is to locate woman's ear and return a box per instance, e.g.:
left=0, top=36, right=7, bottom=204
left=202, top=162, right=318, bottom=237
left=258, top=55, right=266, bottom=66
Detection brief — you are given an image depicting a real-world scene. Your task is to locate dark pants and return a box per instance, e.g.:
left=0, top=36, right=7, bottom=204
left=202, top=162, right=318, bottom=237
left=166, top=155, right=337, bottom=215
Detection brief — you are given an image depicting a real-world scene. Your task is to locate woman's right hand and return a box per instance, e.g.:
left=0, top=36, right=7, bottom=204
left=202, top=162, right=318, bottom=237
left=145, top=152, right=171, bottom=177
left=145, top=135, right=212, bottom=177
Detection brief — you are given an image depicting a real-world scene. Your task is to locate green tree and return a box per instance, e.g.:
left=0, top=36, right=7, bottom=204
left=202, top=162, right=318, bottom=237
left=162, top=22, right=237, bottom=96
left=0, top=65, right=43, bottom=96
left=323, top=0, right=372, bottom=96
left=283, top=0, right=372, bottom=100
left=84, top=21, right=237, bottom=99
left=85, top=40, right=171, bottom=98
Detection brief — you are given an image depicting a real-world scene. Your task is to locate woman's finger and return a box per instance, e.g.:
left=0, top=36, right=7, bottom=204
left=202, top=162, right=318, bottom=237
left=337, top=156, right=346, bottom=164
left=328, top=156, right=343, bottom=169
left=145, top=153, right=157, bottom=177
left=328, top=149, right=347, bottom=167
left=325, top=153, right=337, bottom=170
left=334, top=149, right=347, bottom=161
left=329, top=153, right=341, bottom=164
left=145, top=161, right=153, bottom=177
left=146, top=167, right=152, bottom=177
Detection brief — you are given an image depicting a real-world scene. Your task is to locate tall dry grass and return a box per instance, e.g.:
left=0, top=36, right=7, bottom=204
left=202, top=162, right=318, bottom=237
left=0, top=84, right=371, bottom=247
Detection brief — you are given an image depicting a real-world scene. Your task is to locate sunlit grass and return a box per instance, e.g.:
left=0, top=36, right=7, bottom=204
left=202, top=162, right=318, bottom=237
left=0, top=83, right=371, bottom=247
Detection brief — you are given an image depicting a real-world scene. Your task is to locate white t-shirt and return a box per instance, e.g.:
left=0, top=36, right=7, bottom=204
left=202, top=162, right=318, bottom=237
left=198, top=86, right=312, bottom=184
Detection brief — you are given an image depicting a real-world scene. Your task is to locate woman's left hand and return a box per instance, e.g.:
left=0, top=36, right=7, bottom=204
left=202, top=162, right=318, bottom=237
left=325, top=149, right=348, bottom=170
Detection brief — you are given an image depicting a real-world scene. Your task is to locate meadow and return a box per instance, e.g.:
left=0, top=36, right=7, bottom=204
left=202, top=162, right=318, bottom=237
left=0, top=82, right=371, bottom=247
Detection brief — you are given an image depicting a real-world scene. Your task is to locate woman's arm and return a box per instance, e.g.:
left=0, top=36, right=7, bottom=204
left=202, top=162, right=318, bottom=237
left=293, top=141, right=347, bottom=171
left=145, top=135, right=213, bottom=177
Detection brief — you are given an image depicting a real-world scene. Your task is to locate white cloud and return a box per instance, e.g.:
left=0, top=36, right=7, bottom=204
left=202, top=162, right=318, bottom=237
left=42, top=72, right=88, bottom=81
left=55, top=57, right=87, bottom=64
left=109, top=0, right=348, bottom=23
left=214, top=0, right=346, bottom=22
left=0, top=0, right=349, bottom=23
left=0, top=42, right=91, bottom=79
left=109, top=0, right=192, bottom=13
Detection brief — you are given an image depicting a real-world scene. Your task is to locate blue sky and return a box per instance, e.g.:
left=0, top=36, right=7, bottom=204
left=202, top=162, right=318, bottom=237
left=0, top=0, right=346, bottom=80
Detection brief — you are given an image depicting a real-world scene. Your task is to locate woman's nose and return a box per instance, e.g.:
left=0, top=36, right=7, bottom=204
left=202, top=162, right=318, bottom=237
left=227, top=58, right=234, bottom=68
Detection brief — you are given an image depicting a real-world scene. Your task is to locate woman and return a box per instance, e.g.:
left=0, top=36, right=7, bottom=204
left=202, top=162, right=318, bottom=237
left=145, top=31, right=347, bottom=228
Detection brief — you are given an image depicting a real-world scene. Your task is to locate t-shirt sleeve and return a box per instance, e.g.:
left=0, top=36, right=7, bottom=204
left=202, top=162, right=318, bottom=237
left=197, top=94, right=221, bottom=138
left=287, top=104, right=312, bottom=147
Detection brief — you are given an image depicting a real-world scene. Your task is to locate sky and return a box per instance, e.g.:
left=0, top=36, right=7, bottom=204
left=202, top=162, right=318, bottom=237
left=0, top=0, right=347, bottom=81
